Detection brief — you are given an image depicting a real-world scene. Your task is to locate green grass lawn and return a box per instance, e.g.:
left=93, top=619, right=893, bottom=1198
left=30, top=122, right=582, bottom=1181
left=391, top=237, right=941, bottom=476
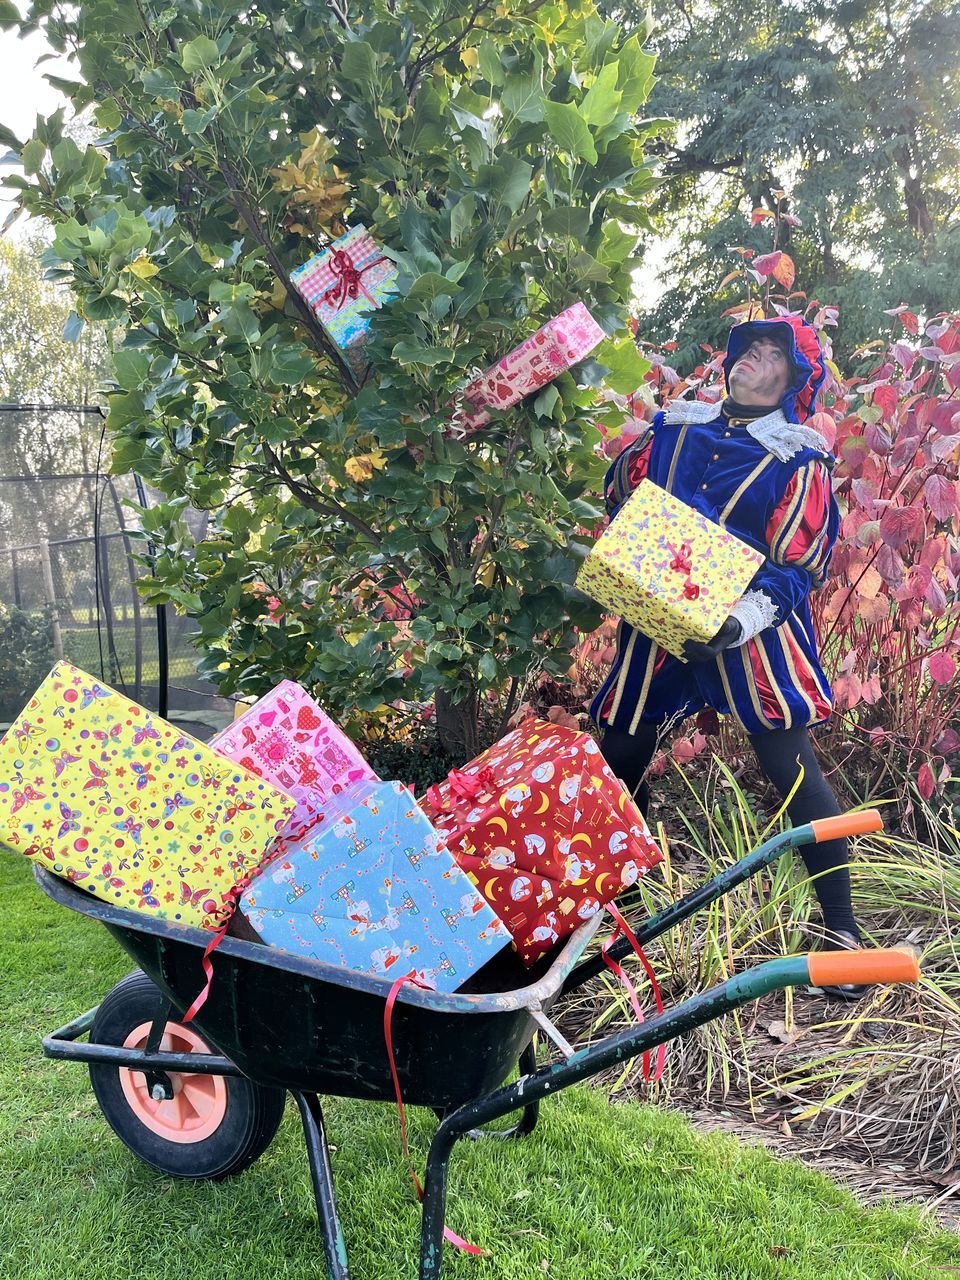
left=2, top=852, right=958, bottom=1280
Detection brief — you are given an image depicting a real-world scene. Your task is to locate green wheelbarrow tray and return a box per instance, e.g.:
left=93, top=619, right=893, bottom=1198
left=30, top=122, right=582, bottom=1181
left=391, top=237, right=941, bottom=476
left=34, top=808, right=919, bottom=1280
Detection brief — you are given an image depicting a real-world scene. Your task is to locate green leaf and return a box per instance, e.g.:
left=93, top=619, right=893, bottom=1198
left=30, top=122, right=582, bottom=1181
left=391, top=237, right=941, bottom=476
left=340, top=41, right=377, bottom=88
left=580, top=62, right=622, bottom=128
left=616, top=35, right=657, bottom=115
left=450, top=194, right=477, bottom=244
left=392, top=342, right=454, bottom=367
left=405, top=272, right=462, bottom=303
left=502, top=71, right=545, bottom=123
left=270, top=345, right=316, bottom=386
left=544, top=101, right=598, bottom=165
left=62, top=310, right=84, bottom=342
left=181, top=36, right=221, bottom=75
left=542, top=206, right=591, bottom=239
left=141, top=66, right=180, bottom=98
left=533, top=384, right=560, bottom=418
left=594, top=337, right=651, bottom=395
left=182, top=106, right=217, bottom=134
left=20, top=138, right=45, bottom=176
left=478, top=652, right=498, bottom=682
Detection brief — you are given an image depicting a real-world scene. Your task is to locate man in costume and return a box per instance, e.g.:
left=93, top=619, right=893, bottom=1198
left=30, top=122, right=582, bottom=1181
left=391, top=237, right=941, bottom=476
left=593, top=316, right=863, bottom=998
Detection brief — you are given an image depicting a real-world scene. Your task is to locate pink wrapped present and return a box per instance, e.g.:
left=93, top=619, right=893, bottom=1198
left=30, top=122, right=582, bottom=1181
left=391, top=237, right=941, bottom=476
left=290, top=225, right=398, bottom=376
left=450, top=303, right=605, bottom=436
left=209, top=681, right=378, bottom=833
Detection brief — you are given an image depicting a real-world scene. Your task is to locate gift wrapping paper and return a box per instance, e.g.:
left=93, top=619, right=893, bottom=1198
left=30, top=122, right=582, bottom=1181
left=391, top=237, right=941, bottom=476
left=0, top=663, right=296, bottom=929
left=209, top=680, right=378, bottom=836
left=420, top=719, right=663, bottom=965
left=290, top=225, right=398, bottom=373
left=575, top=480, right=766, bottom=661
left=451, top=303, right=606, bottom=435
left=240, top=780, right=511, bottom=991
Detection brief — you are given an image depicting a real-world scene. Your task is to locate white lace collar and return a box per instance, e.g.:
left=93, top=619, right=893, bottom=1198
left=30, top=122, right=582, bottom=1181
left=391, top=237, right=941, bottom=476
left=661, top=400, right=829, bottom=462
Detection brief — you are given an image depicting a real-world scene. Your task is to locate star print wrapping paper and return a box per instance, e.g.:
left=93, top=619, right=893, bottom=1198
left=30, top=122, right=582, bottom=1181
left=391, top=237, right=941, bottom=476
left=575, top=480, right=766, bottom=661
left=239, top=779, right=511, bottom=991
left=0, top=662, right=296, bottom=929
left=209, top=680, right=379, bottom=836
left=419, top=719, right=663, bottom=966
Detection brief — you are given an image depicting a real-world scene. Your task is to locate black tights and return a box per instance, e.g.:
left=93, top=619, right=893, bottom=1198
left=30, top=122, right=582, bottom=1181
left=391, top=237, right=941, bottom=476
left=601, top=722, right=858, bottom=939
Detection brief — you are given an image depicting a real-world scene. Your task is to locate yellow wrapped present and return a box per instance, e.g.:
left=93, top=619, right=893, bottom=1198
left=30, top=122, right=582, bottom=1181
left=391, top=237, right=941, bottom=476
left=575, top=481, right=765, bottom=660
left=0, top=663, right=296, bottom=929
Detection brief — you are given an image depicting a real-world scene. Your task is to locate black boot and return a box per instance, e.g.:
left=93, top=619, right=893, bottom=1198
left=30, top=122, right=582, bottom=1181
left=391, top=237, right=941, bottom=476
left=813, top=928, right=869, bottom=1001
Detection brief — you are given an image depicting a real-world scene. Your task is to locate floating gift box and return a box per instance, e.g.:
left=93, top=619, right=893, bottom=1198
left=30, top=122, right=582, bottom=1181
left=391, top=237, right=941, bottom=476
left=450, top=303, right=606, bottom=436
left=420, top=719, right=662, bottom=966
left=574, top=480, right=766, bottom=661
left=209, top=680, right=378, bottom=836
left=240, top=780, right=511, bottom=992
left=0, top=663, right=295, bottom=929
left=290, top=224, right=398, bottom=375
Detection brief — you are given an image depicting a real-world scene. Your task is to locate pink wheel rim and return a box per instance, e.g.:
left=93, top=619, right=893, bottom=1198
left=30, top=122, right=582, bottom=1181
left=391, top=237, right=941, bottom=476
left=119, top=1020, right=229, bottom=1143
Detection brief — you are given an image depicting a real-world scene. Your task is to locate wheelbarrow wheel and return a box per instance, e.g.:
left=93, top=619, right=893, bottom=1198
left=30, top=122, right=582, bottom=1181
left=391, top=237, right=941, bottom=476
left=89, top=970, right=286, bottom=1180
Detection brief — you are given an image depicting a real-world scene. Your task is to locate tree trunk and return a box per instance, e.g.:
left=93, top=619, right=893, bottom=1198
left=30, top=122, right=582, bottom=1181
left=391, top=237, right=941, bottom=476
left=434, top=687, right=480, bottom=762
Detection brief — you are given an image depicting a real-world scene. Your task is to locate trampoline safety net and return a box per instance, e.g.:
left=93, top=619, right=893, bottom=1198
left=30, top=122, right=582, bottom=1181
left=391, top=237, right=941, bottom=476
left=0, top=404, right=233, bottom=738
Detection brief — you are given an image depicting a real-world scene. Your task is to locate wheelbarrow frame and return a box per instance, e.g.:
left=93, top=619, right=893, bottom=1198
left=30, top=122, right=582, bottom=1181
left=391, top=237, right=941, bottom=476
left=36, top=812, right=901, bottom=1280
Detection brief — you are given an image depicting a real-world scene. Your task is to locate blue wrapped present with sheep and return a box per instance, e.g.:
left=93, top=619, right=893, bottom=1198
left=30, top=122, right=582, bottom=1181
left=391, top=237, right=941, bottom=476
left=238, top=779, right=511, bottom=991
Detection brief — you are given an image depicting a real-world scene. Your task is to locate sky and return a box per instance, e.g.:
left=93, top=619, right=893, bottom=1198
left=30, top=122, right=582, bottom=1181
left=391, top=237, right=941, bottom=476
left=0, top=22, right=73, bottom=232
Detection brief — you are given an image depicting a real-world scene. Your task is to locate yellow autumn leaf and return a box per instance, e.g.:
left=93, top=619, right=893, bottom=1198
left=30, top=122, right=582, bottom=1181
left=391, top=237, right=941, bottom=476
left=124, top=256, right=160, bottom=279
left=460, top=46, right=479, bottom=68
left=344, top=449, right=387, bottom=484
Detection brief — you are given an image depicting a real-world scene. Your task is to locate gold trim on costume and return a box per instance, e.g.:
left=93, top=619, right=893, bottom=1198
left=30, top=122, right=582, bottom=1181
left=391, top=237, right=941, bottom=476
left=718, top=456, right=774, bottom=526
left=664, top=424, right=689, bottom=495
left=753, top=633, right=793, bottom=729
left=628, top=641, right=661, bottom=735
left=776, top=624, right=818, bottom=722
left=607, top=630, right=637, bottom=724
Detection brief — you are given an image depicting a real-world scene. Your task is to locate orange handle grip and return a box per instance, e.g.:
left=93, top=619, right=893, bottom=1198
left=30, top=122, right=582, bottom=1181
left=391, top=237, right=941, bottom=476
left=808, top=947, right=920, bottom=989
left=810, top=808, right=883, bottom=843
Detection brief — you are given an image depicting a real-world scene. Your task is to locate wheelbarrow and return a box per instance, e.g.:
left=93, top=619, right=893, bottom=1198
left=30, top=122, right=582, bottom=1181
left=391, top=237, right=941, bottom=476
left=36, top=808, right=919, bottom=1280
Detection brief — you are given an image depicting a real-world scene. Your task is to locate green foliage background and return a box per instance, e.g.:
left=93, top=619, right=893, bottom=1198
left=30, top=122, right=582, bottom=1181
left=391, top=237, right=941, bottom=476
left=3, top=0, right=665, bottom=753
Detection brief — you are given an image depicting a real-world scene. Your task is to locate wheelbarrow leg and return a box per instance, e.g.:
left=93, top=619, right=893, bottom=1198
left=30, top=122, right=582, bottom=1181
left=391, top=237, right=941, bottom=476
left=293, top=1091, right=350, bottom=1280
left=419, top=1042, right=541, bottom=1279
left=466, top=1040, right=539, bottom=1140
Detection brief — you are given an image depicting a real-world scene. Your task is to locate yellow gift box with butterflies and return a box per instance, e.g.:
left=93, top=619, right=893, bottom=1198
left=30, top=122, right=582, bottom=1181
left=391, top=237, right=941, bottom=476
left=0, top=663, right=295, bottom=929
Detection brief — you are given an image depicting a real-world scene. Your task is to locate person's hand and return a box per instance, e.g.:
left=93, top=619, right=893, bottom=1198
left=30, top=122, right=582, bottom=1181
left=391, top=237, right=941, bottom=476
left=682, top=617, right=742, bottom=664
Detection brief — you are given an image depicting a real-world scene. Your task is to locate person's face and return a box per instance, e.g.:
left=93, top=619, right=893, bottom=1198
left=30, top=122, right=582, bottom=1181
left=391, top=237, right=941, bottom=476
left=728, top=337, right=792, bottom=406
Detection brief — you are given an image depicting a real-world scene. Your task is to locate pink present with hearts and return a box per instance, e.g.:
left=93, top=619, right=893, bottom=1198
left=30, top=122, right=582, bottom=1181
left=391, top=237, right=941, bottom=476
left=209, top=681, right=379, bottom=834
left=449, top=303, right=606, bottom=436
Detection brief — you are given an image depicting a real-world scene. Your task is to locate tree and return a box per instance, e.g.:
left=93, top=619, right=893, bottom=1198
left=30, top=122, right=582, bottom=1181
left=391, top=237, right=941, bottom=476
left=620, top=0, right=960, bottom=365
left=3, top=0, right=661, bottom=756
left=0, top=231, right=110, bottom=546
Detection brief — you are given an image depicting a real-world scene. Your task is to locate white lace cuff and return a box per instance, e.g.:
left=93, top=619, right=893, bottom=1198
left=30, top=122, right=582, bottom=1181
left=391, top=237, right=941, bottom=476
left=731, top=589, right=779, bottom=643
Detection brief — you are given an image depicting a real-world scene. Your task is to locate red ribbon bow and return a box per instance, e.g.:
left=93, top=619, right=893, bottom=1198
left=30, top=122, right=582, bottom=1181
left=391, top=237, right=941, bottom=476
left=321, top=246, right=385, bottom=311
left=668, top=542, right=693, bottom=574
left=666, top=541, right=701, bottom=602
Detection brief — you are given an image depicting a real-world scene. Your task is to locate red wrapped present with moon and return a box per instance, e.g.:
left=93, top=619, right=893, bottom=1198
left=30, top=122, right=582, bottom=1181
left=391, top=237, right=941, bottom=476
left=419, top=719, right=663, bottom=965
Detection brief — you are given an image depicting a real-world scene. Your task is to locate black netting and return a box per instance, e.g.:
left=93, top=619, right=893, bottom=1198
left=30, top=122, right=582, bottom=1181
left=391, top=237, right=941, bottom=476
left=0, top=405, right=232, bottom=737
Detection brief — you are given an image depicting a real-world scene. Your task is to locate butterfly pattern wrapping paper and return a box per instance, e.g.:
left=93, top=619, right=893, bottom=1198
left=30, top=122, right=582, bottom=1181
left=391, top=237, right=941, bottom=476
left=419, top=719, right=663, bottom=966
left=209, top=680, right=379, bottom=835
left=240, top=780, right=511, bottom=992
left=0, top=663, right=296, bottom=929
left=575, top=480, right=766, bottom=661
left=451, top=303, right=606, bottom=436
left=290, top=225, right=398, bottom=376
